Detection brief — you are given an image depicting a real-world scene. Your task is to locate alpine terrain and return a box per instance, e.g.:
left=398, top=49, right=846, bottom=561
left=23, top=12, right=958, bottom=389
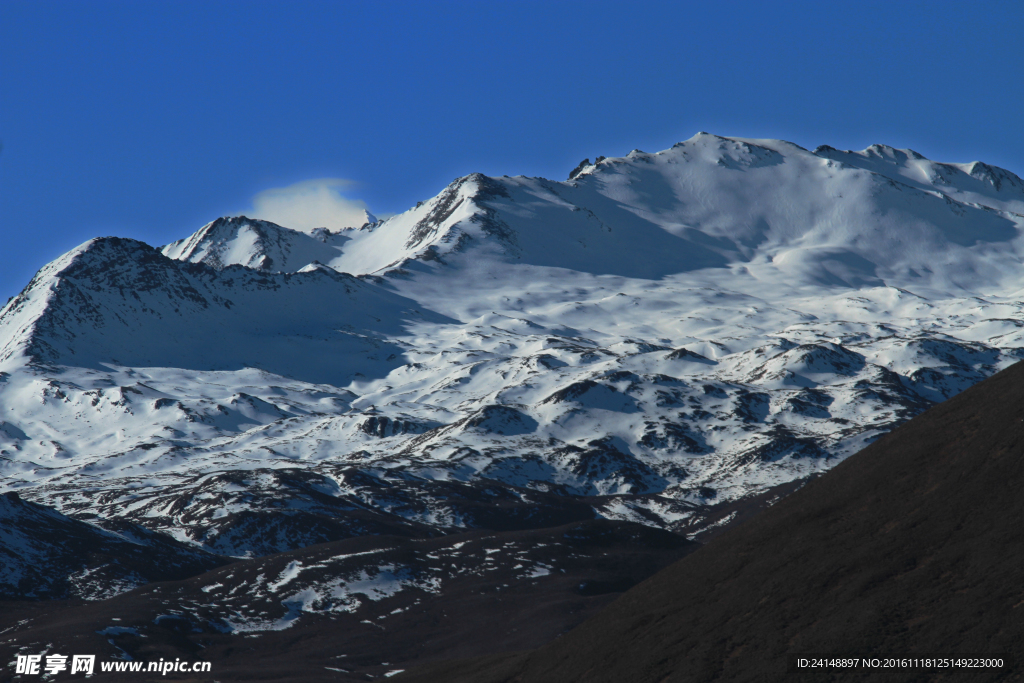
left=3, top=133, right=1024, bottom=679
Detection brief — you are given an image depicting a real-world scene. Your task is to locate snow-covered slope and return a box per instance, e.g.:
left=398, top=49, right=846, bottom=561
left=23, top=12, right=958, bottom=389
left=812, top=143, right=1024, bottom=215
left=3, top=133, right=1024, bottom=599
left=0, top=236, right=449, bottom=384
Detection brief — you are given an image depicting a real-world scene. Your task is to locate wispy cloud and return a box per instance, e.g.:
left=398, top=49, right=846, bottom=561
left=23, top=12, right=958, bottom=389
left=247, top=178, right=373, bottom=233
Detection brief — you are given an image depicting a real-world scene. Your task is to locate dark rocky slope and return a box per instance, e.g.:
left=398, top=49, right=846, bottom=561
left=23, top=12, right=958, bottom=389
left=0, top=492, right=228, bottom=601
left=397, top=358, right=1024, bottom=682
left=0, top=520, right=697, bottom=682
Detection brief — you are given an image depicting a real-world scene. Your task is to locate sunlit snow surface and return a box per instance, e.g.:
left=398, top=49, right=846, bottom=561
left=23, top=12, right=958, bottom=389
left=3, top=134, right=1024, bottom=559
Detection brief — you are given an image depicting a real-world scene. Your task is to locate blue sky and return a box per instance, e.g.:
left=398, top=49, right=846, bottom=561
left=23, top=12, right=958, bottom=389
left=2, top=0, right=1022, bottom=300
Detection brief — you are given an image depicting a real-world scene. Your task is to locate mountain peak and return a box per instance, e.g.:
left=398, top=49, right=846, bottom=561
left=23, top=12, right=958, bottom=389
left=863, top=142, right=927, bottom=161
left=0, top=229, right=446, bottom=381
left=142, top=136, right=1024, bottom=287
left=161, top=216, right=295, bottom=271
left=162, top=215, right=352, bottom=273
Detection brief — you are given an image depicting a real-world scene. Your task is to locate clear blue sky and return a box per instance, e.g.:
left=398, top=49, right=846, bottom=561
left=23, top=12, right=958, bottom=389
left=2, top=0, right=1022, bottom=300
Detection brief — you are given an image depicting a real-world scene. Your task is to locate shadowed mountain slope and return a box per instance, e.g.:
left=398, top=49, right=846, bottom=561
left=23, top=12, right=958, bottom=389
left=0, top=492, right=229, bottom=601
left=397, top=357, right=1024, bottom=682
left=0, top=520, right=697, bottom=682
left=0, top=236, right=451, bottom=385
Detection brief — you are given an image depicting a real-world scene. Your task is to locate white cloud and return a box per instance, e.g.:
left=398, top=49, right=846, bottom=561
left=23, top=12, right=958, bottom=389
left=247, top=178, right=373, bottom=233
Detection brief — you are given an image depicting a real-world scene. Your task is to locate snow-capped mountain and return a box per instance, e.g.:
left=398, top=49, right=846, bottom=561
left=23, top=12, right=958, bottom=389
left=3, top=133, right=1024, bottom=613
left=159, top=135, right=1024, bottom=288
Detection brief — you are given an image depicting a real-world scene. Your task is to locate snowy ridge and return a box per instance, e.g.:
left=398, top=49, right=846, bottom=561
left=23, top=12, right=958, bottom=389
left=155, top=134, right=1024, bottom=289
left=3, top=133, right=1024, bottom=594
left=161, top=216, right=352, bottom=273
left=812, top=143, right=1024, bottom=215
left=0, top=236, right=450, bottom=384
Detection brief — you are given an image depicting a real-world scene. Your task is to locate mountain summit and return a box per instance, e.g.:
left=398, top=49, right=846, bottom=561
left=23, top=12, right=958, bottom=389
left=159, top=133, right=1024, bottom=289
left=160, top=216, right=348, bottom=272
